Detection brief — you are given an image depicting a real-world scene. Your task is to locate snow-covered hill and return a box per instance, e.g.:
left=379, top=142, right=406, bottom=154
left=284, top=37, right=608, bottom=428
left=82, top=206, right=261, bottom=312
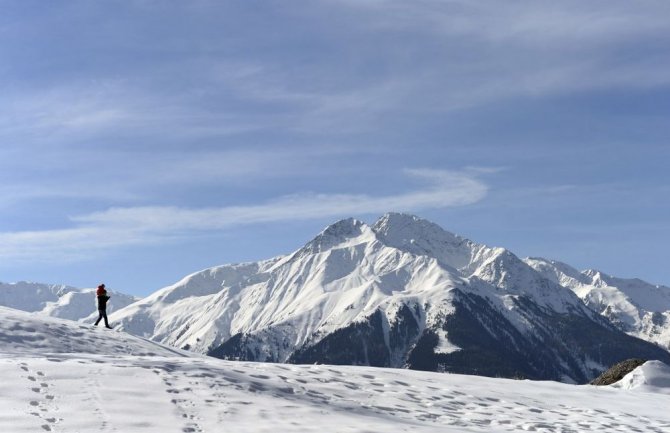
left=0, top=281, right=138, bottom=322
left=525, top=258, right=670, bottom=350
left=110, top=213, right=670, bottom=383
left=611, top=360, right=670, bottom=394
left=1, top=305, right=670, bottom=433
left=0, top=305, right=182, bottom=357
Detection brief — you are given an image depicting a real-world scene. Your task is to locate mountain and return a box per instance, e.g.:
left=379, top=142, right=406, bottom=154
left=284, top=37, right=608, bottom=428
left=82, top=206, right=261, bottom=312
left=110, top=213, right=670, bottom=383
left=0, top=281, right=138, bottom=322
left=525, top=258, right=670, bottom=350
left=2, top=305, right=669, bottom=432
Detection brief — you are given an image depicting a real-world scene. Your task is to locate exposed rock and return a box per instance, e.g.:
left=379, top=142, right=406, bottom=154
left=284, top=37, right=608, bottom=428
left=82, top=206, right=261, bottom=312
left=591, top=359, right=646, bottom=386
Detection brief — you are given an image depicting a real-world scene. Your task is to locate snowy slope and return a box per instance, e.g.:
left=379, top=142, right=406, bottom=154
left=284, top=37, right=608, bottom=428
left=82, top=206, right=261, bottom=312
left=0, top=281, right=138, bottom=322
left=1, top=305, right=670, bottom=433
left=525, top=258, right=670, bottom=349
left=0, top=306, right=183, bottom=357
left=110, top=213, right=670, bottom=383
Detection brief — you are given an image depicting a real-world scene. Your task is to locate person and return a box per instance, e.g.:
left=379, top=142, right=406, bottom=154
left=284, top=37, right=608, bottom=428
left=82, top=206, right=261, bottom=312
left=94, top=283, right=113, bottom=329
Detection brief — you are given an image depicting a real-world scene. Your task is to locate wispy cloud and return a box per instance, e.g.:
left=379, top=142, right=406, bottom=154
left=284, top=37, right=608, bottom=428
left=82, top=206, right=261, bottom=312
left=0, top=144, right=387, bottom=210
left=0, top=169, right=488, bottom=263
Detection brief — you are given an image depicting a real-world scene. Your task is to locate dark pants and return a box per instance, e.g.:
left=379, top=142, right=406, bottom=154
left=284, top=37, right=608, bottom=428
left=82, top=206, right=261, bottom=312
left=95, top=309, right=110, bottom=327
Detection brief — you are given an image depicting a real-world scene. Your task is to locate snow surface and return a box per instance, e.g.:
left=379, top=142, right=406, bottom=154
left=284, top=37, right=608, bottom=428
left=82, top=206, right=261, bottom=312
left=1, top=305, right=670, bottom=433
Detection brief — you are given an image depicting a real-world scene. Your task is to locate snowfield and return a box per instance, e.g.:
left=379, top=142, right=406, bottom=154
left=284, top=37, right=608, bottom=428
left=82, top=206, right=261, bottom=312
left=1, top=307, right=669, bottom=433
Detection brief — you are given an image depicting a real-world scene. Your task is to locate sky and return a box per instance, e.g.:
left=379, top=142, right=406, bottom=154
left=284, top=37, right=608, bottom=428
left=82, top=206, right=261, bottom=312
left=1, top=0, right=669, bottom=296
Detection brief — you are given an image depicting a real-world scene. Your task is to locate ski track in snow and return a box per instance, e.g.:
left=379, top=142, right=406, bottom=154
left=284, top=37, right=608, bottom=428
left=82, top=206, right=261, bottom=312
left=2, top=354, right=670, bottom=433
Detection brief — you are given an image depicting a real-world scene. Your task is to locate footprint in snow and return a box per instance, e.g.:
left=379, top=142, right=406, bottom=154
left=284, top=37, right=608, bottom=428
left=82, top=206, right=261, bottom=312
left=21, top=365, right=60, bottom=430
left=154, top=369, right=205, bottom=433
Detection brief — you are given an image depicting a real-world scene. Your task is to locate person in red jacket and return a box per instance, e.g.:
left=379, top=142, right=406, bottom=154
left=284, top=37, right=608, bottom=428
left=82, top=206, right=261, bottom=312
left=94, top=284, right=113, bottom=329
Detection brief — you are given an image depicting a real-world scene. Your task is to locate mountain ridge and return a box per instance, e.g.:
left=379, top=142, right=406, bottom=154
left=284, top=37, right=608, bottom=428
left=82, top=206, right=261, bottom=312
left=525, top=257, right=670, bottom=349
left=0, top=281, right=138, bottom=322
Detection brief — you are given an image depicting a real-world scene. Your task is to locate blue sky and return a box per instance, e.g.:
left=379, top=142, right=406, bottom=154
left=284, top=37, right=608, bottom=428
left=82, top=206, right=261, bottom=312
left=1, top=1, right=669, bottom=296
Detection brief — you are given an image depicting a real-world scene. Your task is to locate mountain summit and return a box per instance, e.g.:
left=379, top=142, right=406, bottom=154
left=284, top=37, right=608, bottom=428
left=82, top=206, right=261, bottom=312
left=110, top=213, right=670, bottom=383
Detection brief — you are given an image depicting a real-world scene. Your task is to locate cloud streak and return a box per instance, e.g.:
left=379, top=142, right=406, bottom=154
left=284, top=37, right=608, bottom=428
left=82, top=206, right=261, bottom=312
left=0, top=169, right=487, bottom=263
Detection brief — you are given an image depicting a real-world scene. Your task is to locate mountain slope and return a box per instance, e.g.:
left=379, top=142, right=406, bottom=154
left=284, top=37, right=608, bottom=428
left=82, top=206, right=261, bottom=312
left=0, top=281, right=138, bottom=322
left=110, top=213, right=670, bottom=383
left=525, top=258, right=670, bottom=350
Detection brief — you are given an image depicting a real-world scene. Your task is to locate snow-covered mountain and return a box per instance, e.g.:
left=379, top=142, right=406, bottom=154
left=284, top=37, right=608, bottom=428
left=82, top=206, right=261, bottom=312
left=0, top=281, right=138, bottom=321
left=110, top=213, right=670, bottom=383
left=525, top=258, right=670, bottom=350
left=2, top=305, right=670, bottom=433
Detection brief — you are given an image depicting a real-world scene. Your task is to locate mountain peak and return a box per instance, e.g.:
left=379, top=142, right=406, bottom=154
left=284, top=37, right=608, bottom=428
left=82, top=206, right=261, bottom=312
left=372, top=212, right=474, bottom=270
left=374, top=212, right=431, bottom=230
left=524, top=257, right=592, bottom=286
left=373, top=212, right=461, bottom=242
left=300, top=217, right=373, bottom=254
